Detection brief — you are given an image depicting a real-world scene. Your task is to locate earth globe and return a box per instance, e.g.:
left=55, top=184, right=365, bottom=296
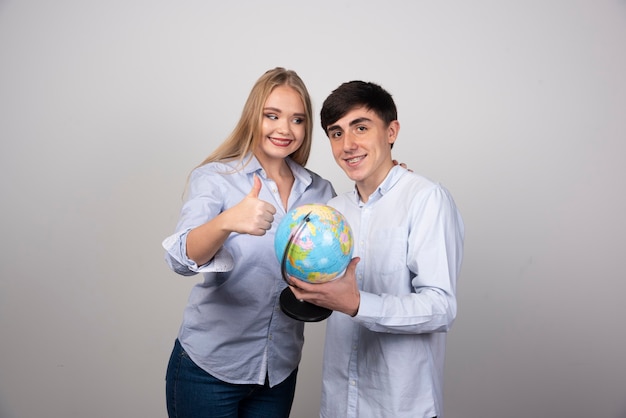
left=274, top=203, right=354, bottom=321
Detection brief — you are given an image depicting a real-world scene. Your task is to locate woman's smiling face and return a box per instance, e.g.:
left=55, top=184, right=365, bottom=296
left=255, top=85, right=306, bottom=164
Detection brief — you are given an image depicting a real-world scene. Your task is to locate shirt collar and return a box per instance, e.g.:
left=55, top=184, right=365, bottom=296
left=379, top=165, right=406, bottom=194
left=239, top=153, right=262, bottom=174
left=239, top=153, right=312, bottom=188
left=351, top=165, right=407, bottom=206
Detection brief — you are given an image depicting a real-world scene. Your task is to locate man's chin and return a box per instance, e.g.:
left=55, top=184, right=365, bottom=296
left=342, top=169, right=363, bottom=182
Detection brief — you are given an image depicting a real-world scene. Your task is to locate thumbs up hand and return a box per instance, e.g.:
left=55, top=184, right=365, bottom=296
left=225, top=174, right=277, bottom=236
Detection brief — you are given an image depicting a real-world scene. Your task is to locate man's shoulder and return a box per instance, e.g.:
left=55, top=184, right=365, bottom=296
left=393, top=168, right=439, bottom=193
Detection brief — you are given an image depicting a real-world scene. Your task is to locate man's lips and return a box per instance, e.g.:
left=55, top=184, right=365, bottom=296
left=343, top=155, right=366, bottom=166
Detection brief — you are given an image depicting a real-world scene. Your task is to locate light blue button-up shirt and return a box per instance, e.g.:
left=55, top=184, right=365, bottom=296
left=321, top=166, right=464, bottom=418
left=162, top=155, right=335, bottom=387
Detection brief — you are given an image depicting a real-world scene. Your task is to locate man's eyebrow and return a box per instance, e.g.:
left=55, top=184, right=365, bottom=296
left=327, top=117, right=373, bottom=132
left=349, top=117, right=372, bottom=126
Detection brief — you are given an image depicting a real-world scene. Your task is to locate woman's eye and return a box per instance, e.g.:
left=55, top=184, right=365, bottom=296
left=293, top=118, right=304, bottom=124
left=265, top=113, right=278, bottom=120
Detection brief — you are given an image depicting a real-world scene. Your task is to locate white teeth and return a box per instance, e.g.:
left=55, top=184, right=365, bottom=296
left=346, top=156, right=364, bottom=164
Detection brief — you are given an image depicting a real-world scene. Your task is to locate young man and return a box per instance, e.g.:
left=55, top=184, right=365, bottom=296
left=290, top=81, right=465, bottom=418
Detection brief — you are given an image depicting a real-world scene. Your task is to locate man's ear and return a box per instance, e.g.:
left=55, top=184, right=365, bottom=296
left=388, top=120, right=400, bottom=146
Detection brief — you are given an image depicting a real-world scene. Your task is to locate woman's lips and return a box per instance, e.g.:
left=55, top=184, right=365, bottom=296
left=269, top=137, right=293, bottom=147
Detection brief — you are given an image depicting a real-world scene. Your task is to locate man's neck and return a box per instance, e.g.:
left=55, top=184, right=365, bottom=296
left=355, top=163, right=394, bottom=203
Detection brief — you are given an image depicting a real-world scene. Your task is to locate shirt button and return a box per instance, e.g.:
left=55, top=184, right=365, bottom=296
left=350, top=380, right=356, bottom=386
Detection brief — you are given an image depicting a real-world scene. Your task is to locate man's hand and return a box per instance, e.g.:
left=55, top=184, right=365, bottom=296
left=289, top=257, right=361, bottom=316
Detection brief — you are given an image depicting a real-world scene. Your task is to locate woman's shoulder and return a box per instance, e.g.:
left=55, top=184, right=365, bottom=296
left=305, top=167, right=335, bottom=192
left=304, top=167, right=329, bottom=182
left=191, top=159, right=244, bottom=176
left=286, top=159, right=332, bottom=185
left=187, top=161, right=249, bottom=190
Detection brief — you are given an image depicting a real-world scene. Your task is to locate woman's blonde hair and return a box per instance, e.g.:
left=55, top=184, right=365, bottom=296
left=197, top=67, right=313, bottom=169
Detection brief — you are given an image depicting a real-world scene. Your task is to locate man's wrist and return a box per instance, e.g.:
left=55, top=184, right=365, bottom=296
left=349, top=293, right=361, bottom=317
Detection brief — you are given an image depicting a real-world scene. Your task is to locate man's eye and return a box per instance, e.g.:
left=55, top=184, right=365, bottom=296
left=331, top=131, right=342, bottom=138
left=356, top=126, right=367, bottom=132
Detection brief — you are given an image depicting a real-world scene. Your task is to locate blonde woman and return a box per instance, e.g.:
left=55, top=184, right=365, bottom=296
left=162, top=68, right=334, bottom=417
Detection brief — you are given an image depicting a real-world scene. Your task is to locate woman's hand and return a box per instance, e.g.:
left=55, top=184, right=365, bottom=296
left=225, top=174, right=276, bottom=236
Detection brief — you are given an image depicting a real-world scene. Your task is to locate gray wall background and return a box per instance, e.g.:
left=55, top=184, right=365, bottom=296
left=1, top=1, right=625, bottom=417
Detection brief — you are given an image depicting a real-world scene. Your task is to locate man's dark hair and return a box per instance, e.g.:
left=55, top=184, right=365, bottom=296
left=320, top=81, right=397, bottom=133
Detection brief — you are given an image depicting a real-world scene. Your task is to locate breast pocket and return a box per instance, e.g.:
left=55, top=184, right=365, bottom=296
left=368, top=227, right=406, bottom=276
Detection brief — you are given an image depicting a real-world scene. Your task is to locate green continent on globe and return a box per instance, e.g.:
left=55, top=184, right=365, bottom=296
left=274, top=204, right=353, bottom=284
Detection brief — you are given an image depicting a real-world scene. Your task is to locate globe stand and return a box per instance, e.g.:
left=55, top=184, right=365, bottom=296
left=279, top=287, right=332, bottom=322
left=279, top=211, right=333, bottom=322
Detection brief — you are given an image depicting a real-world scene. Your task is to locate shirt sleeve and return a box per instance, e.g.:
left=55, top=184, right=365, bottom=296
left=162, top=229, right=234, bottom=276
left=161, top=167, right=236, bottom=276
left=354, top=185, right=465, bottom=334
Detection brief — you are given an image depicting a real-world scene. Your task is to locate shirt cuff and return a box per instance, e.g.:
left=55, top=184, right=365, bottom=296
left=162, top=230, right=234, bottom=274
left=354, top=291, right=382, bottom=321
left=196, top=247, right=234, bottom=272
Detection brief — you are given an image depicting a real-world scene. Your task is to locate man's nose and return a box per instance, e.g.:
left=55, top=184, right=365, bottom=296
left=343, top=132, right=358, bottom=150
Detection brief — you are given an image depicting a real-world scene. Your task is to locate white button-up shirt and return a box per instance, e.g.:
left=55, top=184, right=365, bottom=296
left=321, top=166, right=464, bottom=418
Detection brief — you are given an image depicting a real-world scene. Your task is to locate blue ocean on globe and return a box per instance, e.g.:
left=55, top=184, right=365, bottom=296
left=274, top=204, right=354, bottom=284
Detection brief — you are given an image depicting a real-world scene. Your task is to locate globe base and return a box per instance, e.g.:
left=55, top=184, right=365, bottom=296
left=279, top=287, right=332, bottom=322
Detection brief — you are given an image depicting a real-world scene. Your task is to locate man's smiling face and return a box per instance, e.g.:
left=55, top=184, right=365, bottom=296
left=326, top=106, right=399, bottom=198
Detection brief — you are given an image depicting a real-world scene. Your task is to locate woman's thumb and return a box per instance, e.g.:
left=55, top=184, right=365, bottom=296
left=248, top=174, right=262, bottom=198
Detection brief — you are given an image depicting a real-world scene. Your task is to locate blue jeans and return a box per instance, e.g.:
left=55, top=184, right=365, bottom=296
left=166, top=339, right=297, bottom=418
